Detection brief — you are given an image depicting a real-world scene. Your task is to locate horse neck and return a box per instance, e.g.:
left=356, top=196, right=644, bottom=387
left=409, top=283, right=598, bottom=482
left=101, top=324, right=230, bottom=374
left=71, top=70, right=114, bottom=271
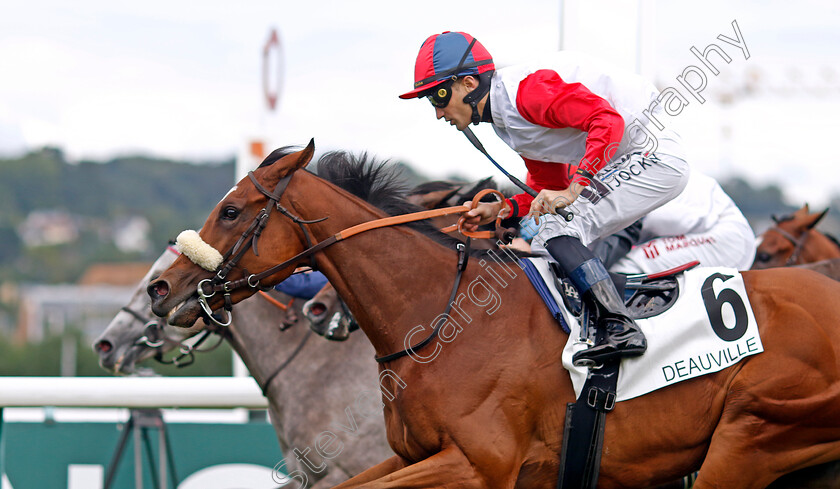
left=285, top=173, right=464, bottom=358
left=800, top=230, right=840, bottom=263
left=227, top=297, right=310, bottom=393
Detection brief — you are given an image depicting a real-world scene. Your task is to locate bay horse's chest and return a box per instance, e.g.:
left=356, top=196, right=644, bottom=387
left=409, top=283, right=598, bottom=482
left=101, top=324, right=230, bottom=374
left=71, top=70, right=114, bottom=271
left=378, top=356, right=571, bottom=468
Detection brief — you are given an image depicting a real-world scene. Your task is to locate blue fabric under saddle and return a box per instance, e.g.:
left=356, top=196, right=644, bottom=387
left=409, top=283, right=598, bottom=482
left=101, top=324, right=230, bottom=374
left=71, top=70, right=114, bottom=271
left=274, top=271, right=328, bottom=299
left=521, top=258, right=571, bottom=333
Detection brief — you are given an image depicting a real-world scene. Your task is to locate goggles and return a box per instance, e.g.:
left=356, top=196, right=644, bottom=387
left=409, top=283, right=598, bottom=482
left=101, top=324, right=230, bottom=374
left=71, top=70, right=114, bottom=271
left=425, top=78, right=456, bottom=108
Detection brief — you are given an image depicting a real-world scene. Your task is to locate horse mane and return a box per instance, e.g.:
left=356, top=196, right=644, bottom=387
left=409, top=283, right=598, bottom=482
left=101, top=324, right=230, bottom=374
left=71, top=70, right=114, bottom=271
left=315, top=151, right=413, bottom=216
left=255, top=146, right=523, bottom=259
left=313, top=151, right=522, bottom=259
left=409, top=177, right=501, bottom=202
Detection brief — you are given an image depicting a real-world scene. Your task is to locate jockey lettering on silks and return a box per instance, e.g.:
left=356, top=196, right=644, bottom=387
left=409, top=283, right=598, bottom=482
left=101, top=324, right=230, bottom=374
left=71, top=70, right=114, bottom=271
left=401, top=31, right=715, bottom=367
left=608, top=171, right=756, bottom=275
left=522, top=169, right=757, bottom=275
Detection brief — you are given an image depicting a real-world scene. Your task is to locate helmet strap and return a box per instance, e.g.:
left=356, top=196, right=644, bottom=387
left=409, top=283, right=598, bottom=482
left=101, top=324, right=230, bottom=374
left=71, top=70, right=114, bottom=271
left=463, top=71, right=494, bottom=125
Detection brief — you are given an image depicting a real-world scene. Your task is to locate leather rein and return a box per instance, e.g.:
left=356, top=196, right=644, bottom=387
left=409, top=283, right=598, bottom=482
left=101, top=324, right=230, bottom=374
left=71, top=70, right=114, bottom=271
left=194, top=170, right=510, bottom=362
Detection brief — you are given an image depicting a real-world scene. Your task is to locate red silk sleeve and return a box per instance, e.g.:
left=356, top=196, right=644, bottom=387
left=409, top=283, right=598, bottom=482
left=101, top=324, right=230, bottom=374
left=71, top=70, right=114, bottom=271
left=515, top=69, right=625, bottom=187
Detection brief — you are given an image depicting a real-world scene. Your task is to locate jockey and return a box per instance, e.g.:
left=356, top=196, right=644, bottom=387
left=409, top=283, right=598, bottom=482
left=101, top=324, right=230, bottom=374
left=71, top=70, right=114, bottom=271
left=400, top=31, right=692, bottom=367
left=604, top=170, right=756, bottom=274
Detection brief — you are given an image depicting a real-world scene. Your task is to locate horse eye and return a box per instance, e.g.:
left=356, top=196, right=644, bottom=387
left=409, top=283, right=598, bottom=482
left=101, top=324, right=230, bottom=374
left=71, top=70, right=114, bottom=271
left=756, top=252, right=771, bottom=263
left=221, top=206, right=239, bottom=220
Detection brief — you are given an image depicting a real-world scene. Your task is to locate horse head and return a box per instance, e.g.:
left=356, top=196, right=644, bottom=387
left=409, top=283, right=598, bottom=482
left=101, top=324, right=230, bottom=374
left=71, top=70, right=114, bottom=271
left=302, top=282, right=339, bottom=326
left=407, top=177, right=496, bottom=209
left=752, top=204, right=835, bottom=269
left=94, top=245, right=206, bottom=373
left=147, top=141, right=429, bottom=329
left=148, top=142, right=318, bottom=327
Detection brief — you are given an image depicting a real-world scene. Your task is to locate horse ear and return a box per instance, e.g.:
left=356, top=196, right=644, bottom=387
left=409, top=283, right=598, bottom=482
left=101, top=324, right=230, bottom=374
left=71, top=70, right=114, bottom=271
left=802, top=203, right=810, bottom=213
left=789, top=204, right=810, bottom=222
left=263, top=139, right=315, bottom=177
left=292, top=139, right=316, bottom=171
left=805, top=208, right=830, bottom=229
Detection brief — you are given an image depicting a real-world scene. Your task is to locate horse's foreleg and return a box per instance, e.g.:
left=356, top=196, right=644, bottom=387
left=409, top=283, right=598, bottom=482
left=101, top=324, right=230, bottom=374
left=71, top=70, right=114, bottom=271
left=329, top=456, right=407, bottom=489
left=691, top=438, right=779, bottom=489
left=691, top=421, right=827, bottom=489
left=330, top=447, right=496, bottom=489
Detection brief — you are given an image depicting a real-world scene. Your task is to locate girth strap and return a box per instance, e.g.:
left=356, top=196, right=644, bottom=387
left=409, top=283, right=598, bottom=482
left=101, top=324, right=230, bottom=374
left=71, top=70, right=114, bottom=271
left=557, top=359, right=620, bottom=489
left=374, top=238, right=471, bottom=363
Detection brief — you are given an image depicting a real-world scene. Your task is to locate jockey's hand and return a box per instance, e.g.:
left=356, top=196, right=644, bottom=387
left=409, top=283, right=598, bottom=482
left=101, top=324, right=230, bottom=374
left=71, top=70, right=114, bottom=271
left=460, top=201, right=507, bottom=233
left=528, top=184, right=583, bottom=223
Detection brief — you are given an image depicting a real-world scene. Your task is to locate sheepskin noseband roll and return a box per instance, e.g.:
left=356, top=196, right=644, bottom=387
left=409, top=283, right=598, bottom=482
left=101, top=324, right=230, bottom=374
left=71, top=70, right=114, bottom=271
left=175, top=230, right=224, bottom=271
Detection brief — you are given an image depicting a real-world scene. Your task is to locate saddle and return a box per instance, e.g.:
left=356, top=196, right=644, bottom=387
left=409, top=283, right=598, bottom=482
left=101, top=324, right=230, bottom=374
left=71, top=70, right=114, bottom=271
left=551, top=261, right=699, bottom=321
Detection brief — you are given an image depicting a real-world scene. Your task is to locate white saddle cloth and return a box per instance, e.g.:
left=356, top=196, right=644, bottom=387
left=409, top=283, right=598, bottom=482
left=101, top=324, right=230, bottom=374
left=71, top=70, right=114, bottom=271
left=527, top=258, right=764, bottom=402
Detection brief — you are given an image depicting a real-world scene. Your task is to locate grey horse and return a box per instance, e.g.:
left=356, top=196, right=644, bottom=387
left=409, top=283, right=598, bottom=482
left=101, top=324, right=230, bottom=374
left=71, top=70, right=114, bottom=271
left=93, top=246, right=392, bottom=489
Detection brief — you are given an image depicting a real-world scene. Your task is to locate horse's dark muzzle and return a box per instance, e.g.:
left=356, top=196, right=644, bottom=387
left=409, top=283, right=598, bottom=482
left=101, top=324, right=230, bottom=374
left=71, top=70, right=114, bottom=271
left=148, top=279, right=172, bottom=316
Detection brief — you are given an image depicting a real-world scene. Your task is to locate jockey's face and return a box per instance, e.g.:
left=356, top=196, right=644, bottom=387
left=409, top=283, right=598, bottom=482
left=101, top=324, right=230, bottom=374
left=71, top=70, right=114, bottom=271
left=433, top=76, right=478, bottom=132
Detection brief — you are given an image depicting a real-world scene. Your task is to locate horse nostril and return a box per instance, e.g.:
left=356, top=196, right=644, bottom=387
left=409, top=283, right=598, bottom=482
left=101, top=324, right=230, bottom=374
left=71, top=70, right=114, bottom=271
left=310, top=303, right=326, bottom=316
left=149, top=280, right=170, bottom=298
left=96, top=340, right=112, bottom=354
left=304, top=302, right=328, bottom=323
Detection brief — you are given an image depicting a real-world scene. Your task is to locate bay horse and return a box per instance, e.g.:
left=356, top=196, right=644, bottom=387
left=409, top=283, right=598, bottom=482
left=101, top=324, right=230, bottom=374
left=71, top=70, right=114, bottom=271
left=148, top=142, right=840, bottom=489
left=752, top=204, right=840, bottom=269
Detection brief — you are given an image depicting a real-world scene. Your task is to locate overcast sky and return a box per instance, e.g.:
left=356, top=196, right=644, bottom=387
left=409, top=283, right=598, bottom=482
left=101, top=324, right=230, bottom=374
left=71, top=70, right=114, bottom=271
left=2, top=0, right=839, bottom=205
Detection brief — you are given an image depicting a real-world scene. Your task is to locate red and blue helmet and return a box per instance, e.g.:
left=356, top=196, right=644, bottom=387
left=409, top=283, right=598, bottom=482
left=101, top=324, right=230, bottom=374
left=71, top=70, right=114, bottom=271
left=399, top=31, right=495, bottom=100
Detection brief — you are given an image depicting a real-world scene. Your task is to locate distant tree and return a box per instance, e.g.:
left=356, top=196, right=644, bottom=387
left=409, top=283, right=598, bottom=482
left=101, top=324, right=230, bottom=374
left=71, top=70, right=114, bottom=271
left=0, top=147, right=66, bottom=220
left=720, top=176, right=796, bottom=218
left=0, top=222, right=22, bottom=263
left=0, top=148, right=235, bottom=283
left=391, top=161, right=429, bottom=188
left=0, top=328, right=233, bottom=376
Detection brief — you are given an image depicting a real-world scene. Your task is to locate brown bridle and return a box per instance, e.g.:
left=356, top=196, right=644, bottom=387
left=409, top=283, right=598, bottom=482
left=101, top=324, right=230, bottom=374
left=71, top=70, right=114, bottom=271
left=763, top=226, right=810, bottom=266
left=195, top=170, right=511, bottom=332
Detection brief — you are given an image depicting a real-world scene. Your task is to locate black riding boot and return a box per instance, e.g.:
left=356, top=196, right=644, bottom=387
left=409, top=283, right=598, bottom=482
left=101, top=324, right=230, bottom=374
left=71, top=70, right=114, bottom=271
left=546, top=235, right=647, bottom=367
